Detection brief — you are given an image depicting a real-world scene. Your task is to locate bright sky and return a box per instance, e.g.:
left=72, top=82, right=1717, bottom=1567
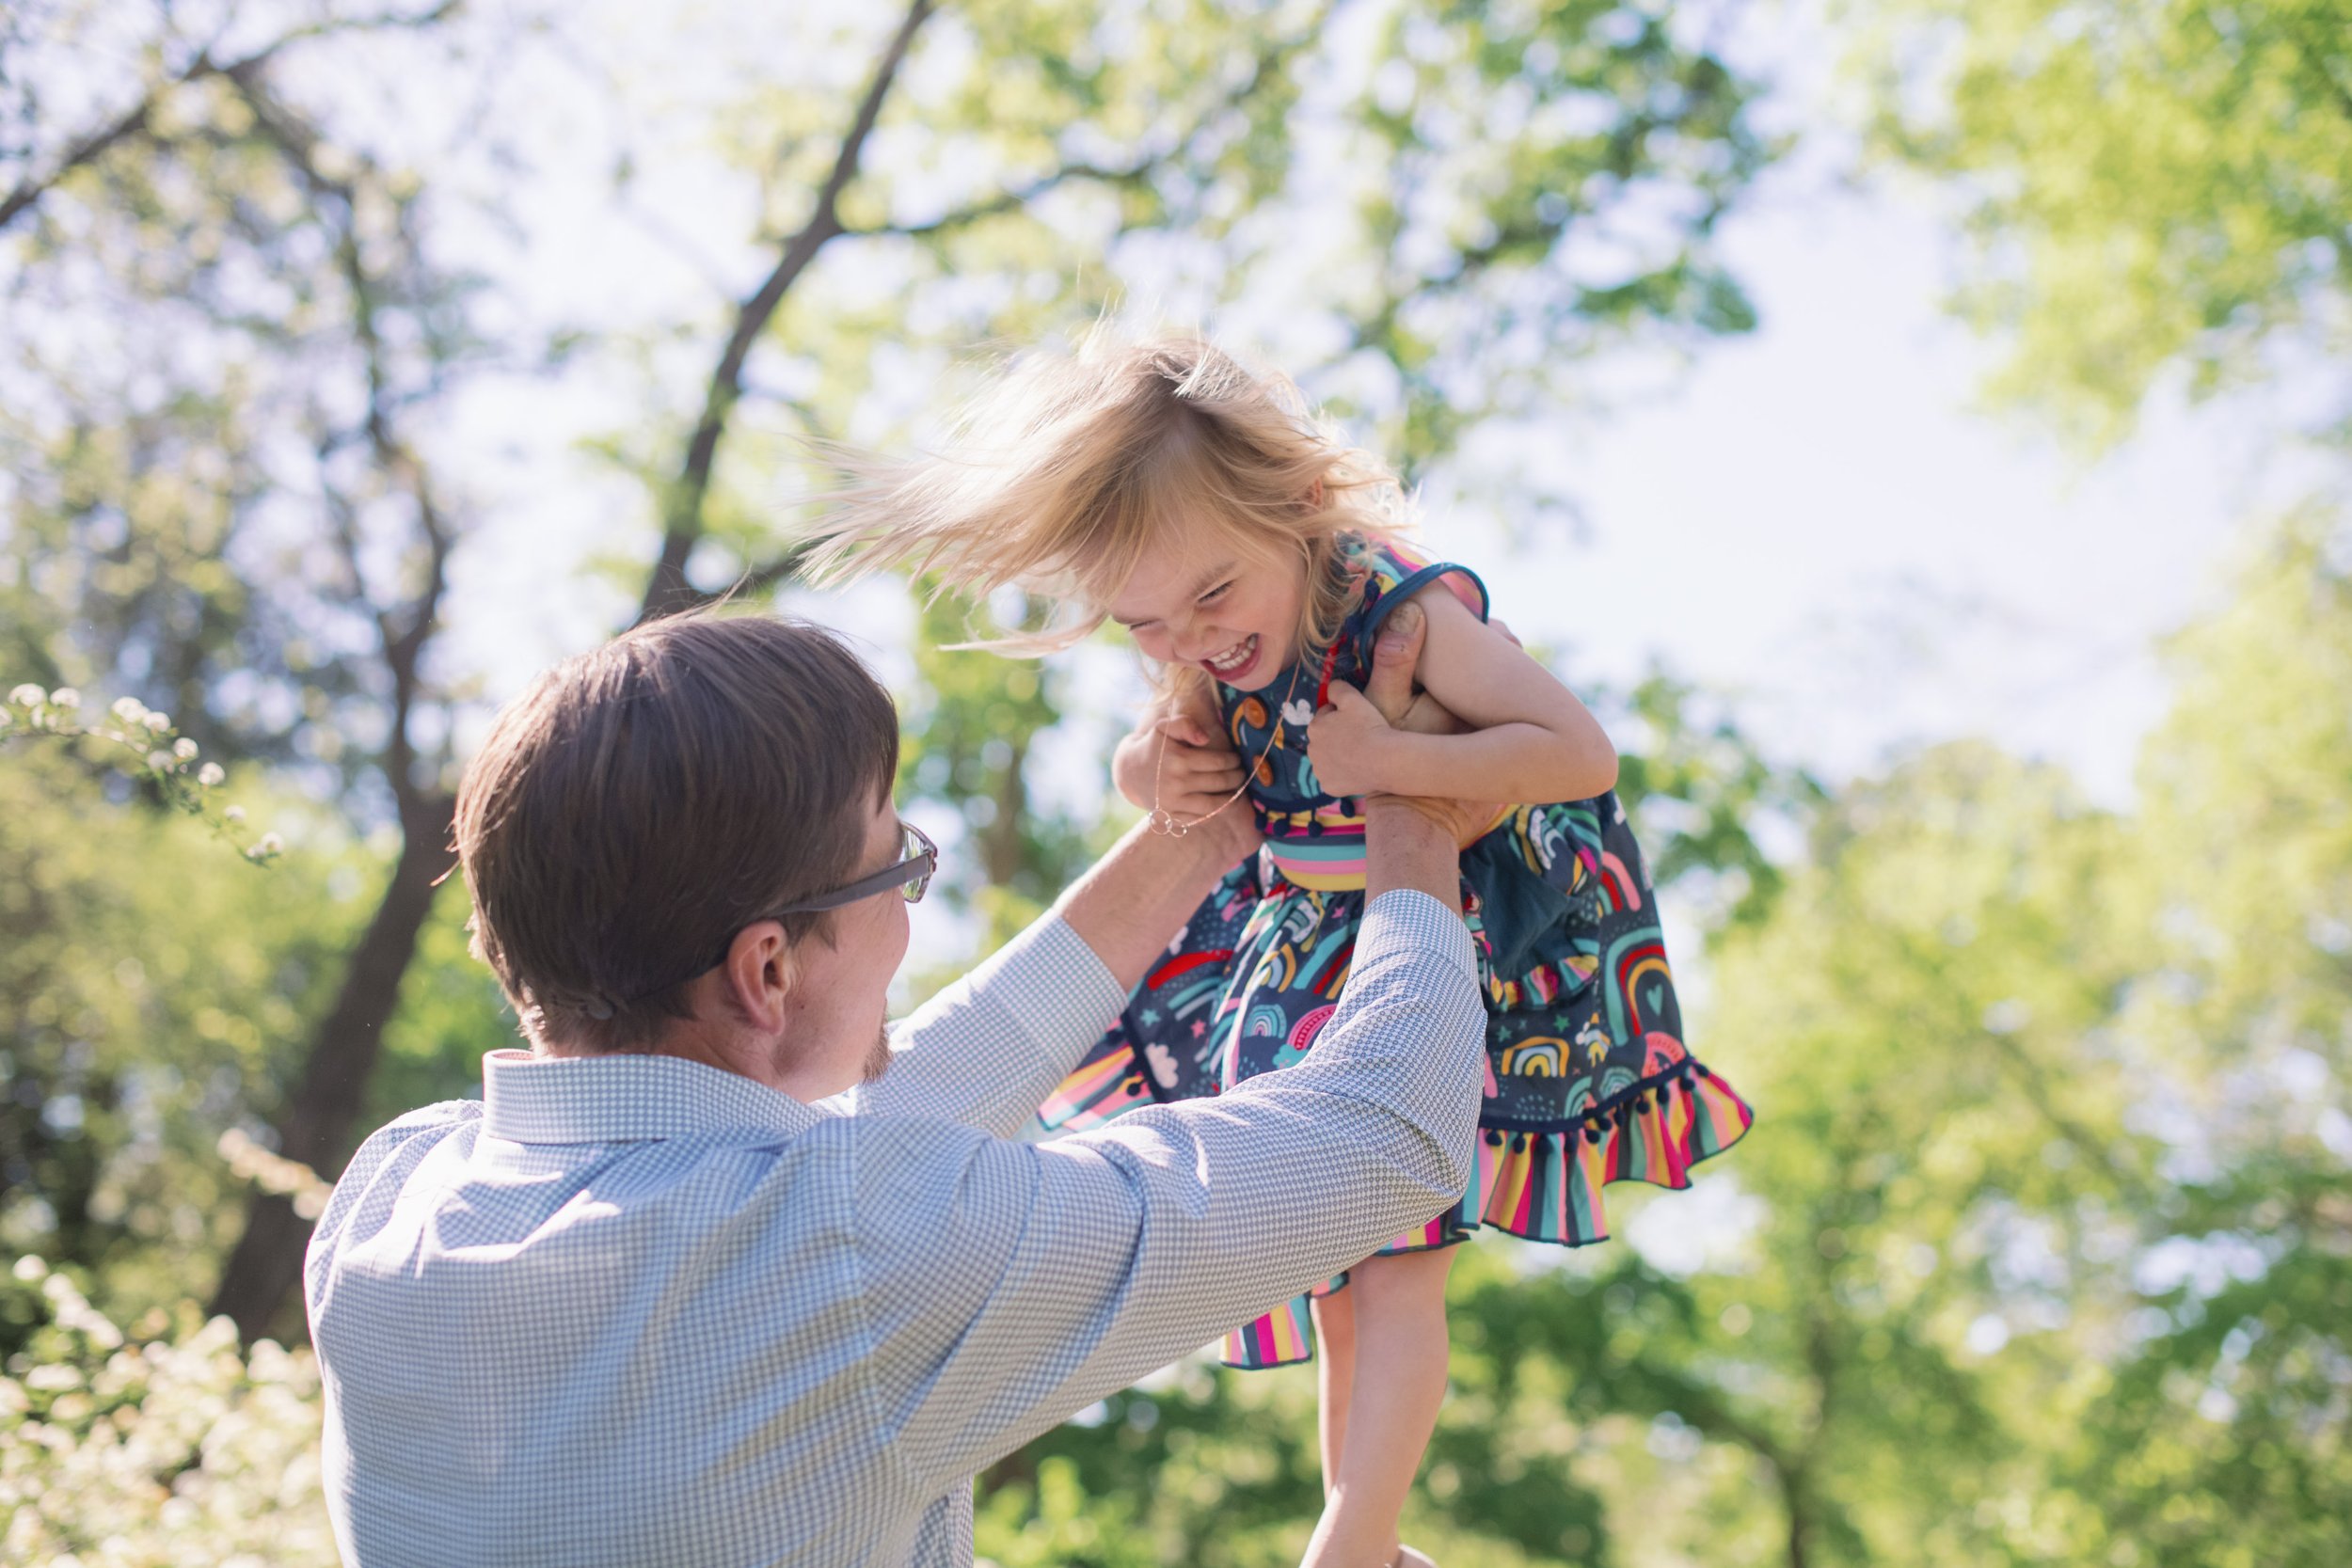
left=1426, top=1, right=2326, bottom=812
left=1513, top=159, right=2311, bottom=809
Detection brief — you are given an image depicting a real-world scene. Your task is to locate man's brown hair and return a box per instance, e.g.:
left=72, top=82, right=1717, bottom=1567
left=455, top=613, right=899, bottom=1053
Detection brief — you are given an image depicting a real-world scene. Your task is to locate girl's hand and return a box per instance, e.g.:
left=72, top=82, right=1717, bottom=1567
left=1112, top=708, right=1246, bottom=821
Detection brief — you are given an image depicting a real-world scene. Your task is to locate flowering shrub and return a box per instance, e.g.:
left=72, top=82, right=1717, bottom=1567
left=0, top=687, right=278, bottom=862
left=0, top=1257, right=336, bottom=1566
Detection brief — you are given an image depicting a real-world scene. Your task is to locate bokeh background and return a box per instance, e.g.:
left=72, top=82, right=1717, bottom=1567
left=4, top=0, right=2348, bottom=1563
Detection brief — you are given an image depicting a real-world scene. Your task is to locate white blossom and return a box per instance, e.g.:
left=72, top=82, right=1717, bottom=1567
left=147, top=750, right=175, bottom=770
left=142, top=709, right=172, bottom=732
left=198, top=762, right=227, bottom=787
left=111, top=696, right=149, bottom=723
left=49, top=687, right=81, bottom=709
left=173, top=736, right=199, bottom=760
left=0, top=1257, right=336, bottom=1565
left=8, top=683, right=42, bottom=706
left=256, top=832, right=284, bottom=856
left=224, top=805, right=246, bottom=824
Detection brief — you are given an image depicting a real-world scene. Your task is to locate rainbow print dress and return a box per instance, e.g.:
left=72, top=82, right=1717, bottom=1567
left=1038, top=536, right=1754, bottom=1369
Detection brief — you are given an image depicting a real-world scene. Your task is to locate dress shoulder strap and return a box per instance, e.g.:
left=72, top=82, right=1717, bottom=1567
left=1318, top=537, right=1491, bottom=702
left=1355, top=537, right=1488, bottom=626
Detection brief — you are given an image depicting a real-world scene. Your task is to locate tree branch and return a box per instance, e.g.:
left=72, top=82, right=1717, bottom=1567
left=637, top=0, right=936, bottom=625
left=855, top=157, right=1155, bottom=240
left=0, top=2, right=465, bottom=236
left=227, top=64, right=454, bottom=806
left=0, top=93, right=159, bottom=233
left=648, top=542, right=817, bottom=618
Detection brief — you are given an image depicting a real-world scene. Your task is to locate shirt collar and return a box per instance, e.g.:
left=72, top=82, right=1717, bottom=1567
left=481, top=1049, right=825, bottom=1146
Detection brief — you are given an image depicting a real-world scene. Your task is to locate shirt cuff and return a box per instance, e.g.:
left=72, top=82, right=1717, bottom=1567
left=1355, top=888, right=1475, bottom=982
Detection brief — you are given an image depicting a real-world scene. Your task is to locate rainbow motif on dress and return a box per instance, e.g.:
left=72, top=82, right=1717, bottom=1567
left=1221, top=1291, right=1316, bottom=1370
left=1034, top=1048, right=1153, bottom=1132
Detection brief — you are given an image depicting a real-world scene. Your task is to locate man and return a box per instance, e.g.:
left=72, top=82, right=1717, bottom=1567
left=305, top=601, right=1491, bottom=1567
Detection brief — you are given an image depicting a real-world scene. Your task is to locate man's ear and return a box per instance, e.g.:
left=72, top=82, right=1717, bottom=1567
left=720, top=922, right=799, bottom=1032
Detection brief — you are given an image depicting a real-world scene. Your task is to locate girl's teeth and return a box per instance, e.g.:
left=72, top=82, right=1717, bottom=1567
left=1208, top=637, right=1254, bottom=672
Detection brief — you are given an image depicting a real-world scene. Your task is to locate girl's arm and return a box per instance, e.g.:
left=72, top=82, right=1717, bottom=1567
left=1306, top=584, right=1617, bottom=805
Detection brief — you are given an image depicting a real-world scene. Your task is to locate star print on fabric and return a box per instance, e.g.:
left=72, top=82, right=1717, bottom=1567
left=1137, top=1006, right=1161, bottom=1027
left=1191, top=1020, right=1207, bottom=1038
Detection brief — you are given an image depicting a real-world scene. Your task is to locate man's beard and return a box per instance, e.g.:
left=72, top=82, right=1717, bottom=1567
left=860, top=1020, right=894, bottom=1085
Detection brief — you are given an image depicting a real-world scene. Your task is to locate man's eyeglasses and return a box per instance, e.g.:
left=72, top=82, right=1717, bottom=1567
left=597, top=823, right=939, bottom=1016
left=756, top=819, right=938, bottom=919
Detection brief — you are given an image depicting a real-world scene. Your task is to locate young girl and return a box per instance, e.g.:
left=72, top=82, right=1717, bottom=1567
left=803, top=332, right=1753, bottom=1568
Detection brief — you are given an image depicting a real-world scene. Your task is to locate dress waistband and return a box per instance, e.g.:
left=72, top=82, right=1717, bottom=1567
left=1262, top=804, right=1515, bottom=893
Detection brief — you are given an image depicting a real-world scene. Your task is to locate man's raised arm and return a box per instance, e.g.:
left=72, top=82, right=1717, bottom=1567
left=849, top=799, right=1482, bottom=1496
left=853, top=599, right=1486, bottom=1487
left=840, top=816, right=1249, bottom=1135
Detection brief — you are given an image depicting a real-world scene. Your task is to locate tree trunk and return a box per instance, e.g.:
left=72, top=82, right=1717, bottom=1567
left=979, top=736, right=1030, bottom=889
left=1775, top=1456, right=1815, bottom=1568
left=210, top=789, right=456, bottom=1341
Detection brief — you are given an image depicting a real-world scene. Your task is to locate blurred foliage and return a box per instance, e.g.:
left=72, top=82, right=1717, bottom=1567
left=899, top=590, right=1099, bottom=960
left=1608, top=669, right=1829, bottom=929
left=2073, top=515, right=2352, bottom=1566
left=0, top=748, right=359, bottom=1323
left=1846, top=0, right=2352, bottom=446
left=0, top=1255, right=335, bottom=1565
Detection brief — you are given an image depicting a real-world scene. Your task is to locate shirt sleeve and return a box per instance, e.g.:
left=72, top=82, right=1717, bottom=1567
left=849, top=890, right=1482, bottom=1494
left=835, top=913, right=1130, bottom=1137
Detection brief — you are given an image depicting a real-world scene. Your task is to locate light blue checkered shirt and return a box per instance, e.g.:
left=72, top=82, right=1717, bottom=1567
left=306, top=890, right=1481, bottom=1567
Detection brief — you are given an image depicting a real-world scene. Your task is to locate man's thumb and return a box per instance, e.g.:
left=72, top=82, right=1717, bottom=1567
left=1160, top=716, right=1210, bottom=747
left=1364, top=600, right=1424, bottom=722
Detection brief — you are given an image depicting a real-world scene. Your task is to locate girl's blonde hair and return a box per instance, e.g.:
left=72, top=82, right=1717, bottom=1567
left=797, top=330, right=1412, bottom=688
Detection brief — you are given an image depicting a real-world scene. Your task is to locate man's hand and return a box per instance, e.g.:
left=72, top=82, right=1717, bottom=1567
left=1343, top=600, right=1505, bottom=848
left=1302, top=683, right=1391, bottom=797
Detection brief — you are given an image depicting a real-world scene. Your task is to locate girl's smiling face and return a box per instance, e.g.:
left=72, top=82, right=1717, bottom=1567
left=1106, top=530, right=1307, bottom=690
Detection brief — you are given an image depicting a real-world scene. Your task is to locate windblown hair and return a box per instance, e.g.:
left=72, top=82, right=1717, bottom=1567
left=797, top=330, right=1413, bottom=689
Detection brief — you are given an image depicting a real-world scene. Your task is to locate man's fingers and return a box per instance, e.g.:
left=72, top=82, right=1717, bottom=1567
left=1168, top=737, right=1240, bottom=768
left=1161, top=743, right=1243, bottom=792
left=1489, top=614, right=1521, bottom=649
left=1174, top=758, right=1246, bottom=790
left=1363, top=600, right=1424, bottom=722
left=1157, top=717, right=1209, bottom=747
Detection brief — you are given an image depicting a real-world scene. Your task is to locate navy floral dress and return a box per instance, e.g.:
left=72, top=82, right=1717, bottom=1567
left=1039, top=536, right=1754, bottom=1368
